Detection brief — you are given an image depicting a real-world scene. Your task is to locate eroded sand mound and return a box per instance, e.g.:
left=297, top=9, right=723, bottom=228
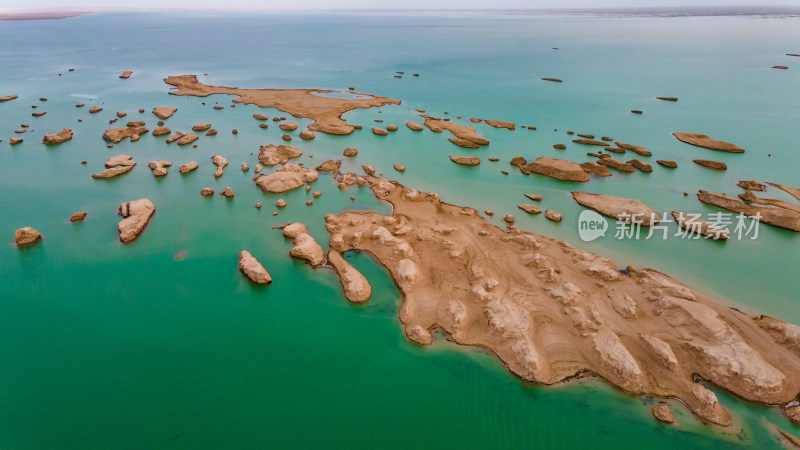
left=324, top=177, right=800, bottom=426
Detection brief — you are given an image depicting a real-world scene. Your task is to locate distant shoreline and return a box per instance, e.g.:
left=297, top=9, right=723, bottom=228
left=0, top=10, right=97, bottom=22
left=1, top=6, right=799, bottom=22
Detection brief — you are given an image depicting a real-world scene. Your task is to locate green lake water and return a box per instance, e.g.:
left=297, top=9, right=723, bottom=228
left=1, top=11, right=799, bottom=449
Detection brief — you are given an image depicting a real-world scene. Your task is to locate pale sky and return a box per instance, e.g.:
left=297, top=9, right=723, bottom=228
left=3, top=0, right=800, bottom=10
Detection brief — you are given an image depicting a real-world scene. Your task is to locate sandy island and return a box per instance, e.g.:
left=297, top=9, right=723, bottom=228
left=163, top=75, right=400, bottom=135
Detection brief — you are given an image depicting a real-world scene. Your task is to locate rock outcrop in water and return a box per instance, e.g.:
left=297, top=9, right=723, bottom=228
left=212, top=155, right=228, bottom=178
left=673, top=133, right=744, bottom=153
left=323, top=177, right=800, bottom=426
left=148, top=160, right=172, bottom=177
left=118, top=198, right=155, bottom=243
left=572, top=139, right=609, bottom=147
left=513, top=156, right=590, bottom=182
left=179, top=161, right=198, bottom=174
left=152, top=107, right=177, bottom=120
left=518, top=204, right=542, bottom=215
left=92, top=155, right=136, bottom=179
left=657, top=160, right=678, bottom=168
left=697, top=190, right=800, bottom=232
left=449, top=138, right=479, bottom=149
left=580, top=161, right=612, bottom=177
left=253, top=163, right=319, bottom=194
left=737, top=181, right=765, bottom=192
left=279, top=121, right=298, bottom=131
left=327, top=249, right=372, bottom=303
left=176, top=132, right=198, bottom=146
left=316, top=160, right=341, bottom=173
left=15, top=227, right=41, bottom=247
left=423, top=118, right=489, bottom=148
left=693, top=159, right=727, bottom=170
left=628, top=159, right=652, bottom=173
left=238, top=250, right=272, bottom=285
left=336, top=172, right=367, bottom=190
left=615, top=142, right=651, bottom=157
left=42, top=128, right=73, bottom=145
left=406, top=121, right=423, bottom=131
left=450, top=156, right=480, bottom=166
left=598, top=157, right=635, bottom=174
left=282, top=222, right=324, bottom=266
left=164, top=75, right=400, bottom=135
left=166, top=132, right=184, bottom=144
left=652, top=404, right=674, bottom=423
left=0, top=94, right=18, bottom=102
left=103, top=124, right=148, bottom=143
left=484, top=120, right=515, bottom=130
left=572, top=192, right=660, bottom=226
left=545, top=210, right=563, bottom=222
left=258, top=144, right=302, bottom=166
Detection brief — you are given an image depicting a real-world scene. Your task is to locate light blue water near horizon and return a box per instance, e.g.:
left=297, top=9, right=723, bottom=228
left=1, top=11, right=799, bottom=449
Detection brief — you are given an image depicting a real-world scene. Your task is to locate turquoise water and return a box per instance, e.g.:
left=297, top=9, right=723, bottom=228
left=1, top=11, right=799, bottom=449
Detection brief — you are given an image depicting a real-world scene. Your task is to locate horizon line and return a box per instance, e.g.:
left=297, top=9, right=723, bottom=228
left=2, top=5, right=800, bottom=22
left=3, top=5, right=800, bottom=12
